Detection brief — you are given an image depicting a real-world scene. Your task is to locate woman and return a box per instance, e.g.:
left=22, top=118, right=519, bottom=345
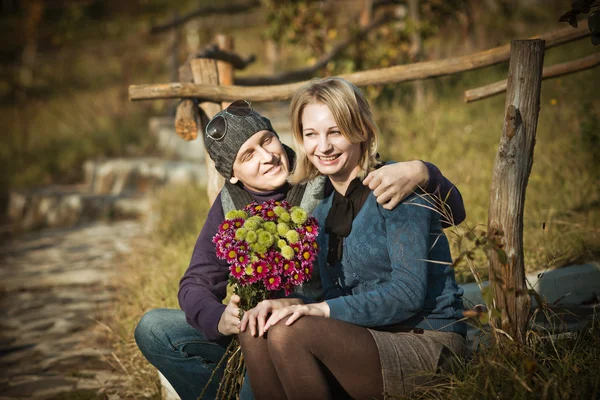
left=238, top=77, right=467, bottom=400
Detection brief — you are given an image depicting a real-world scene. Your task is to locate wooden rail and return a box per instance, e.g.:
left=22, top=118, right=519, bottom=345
left=465, top=52, right=600, bottom=102
left=130, top=24, right=590, bottom=103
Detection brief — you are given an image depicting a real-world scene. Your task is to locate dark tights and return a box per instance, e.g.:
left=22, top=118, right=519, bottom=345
left=238, top=316, right=383, bottom=400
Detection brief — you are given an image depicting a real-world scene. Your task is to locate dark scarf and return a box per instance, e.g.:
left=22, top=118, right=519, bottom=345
left=324, top=177, right=371, bottom=265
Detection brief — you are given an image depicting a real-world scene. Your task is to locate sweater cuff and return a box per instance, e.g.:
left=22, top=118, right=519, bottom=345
left=325, top=298, right=346, bottom=322
left=203, top=303, right=228, bottom=342
left=422, top=161, right=442, bottom=194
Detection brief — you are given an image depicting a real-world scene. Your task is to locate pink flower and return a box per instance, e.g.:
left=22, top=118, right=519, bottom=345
left=290, top=242, right=301, bottom=254
left=281, top=260, right=298, bottom=277
left=261, top=207, right=277, bottom=221
left=283, top=281, right=294, bottom=296
left=218, top=220, right=236, bottom=233
left=264, top=275, right=282, bottom=291
left=289, top=270, right=306, bottom=286
left=230, top=263, right=245, bottom=279
left=253, top=260, right=268, bottom=279
left=299, top=245, right=316, bottom=264
left=301, top=262, right=313, bottom=277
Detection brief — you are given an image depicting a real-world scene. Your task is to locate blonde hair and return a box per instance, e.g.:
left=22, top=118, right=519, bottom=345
left=289, top=77, right=380, bottom=184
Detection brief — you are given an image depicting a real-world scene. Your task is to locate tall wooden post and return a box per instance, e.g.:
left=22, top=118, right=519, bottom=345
left=191, top=58, right=224, bottom=205
left=487, top=40, right=545, bottom=345
left=174, top=62, right=199, bottom=141
left=216, top=34, right=234, bottom=109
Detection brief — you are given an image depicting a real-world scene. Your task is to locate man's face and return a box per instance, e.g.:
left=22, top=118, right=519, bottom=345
left=230, top=130, right=290, bottom=192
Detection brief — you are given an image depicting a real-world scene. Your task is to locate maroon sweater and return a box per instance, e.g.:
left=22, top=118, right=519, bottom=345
left=178, top=163, right=465, bottom=342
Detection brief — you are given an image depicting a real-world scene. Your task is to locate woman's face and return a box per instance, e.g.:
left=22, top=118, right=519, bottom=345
left=301, top=102, right=362, bottom=184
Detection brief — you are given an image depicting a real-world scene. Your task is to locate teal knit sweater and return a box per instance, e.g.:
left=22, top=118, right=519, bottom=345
left=312, top=191, right=466, bottom=335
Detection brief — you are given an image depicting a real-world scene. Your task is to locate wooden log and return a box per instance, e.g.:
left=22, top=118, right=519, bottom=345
left=129, top=23, right=590, bottom=103
left=175, top=63, right=199, bottom=141
left=465, top=52, right=600, bottom=102
left=190, top=58, right=225, bottom=206
left=487, top=40, right=545, bottom=346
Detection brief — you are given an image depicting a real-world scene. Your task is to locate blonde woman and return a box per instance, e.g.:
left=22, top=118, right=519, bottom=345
left=238, top=78, right=468, bottom=400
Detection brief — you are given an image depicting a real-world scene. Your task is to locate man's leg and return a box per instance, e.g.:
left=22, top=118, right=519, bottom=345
left=135, top=308, right=231, bottom=400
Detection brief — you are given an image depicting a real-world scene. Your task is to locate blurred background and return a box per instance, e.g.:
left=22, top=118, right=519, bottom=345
left=0, top=0, right=598, bottom=398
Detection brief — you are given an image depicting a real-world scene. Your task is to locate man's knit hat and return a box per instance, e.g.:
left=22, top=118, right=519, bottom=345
left=204, top=109, right=278, bottom=179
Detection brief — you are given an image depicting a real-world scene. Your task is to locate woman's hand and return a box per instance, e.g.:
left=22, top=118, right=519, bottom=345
left=264, top=302, right=330, bottom=332
left=240, top=298, right=303, bottom=337
left=363, top=160, right=429, bottom=210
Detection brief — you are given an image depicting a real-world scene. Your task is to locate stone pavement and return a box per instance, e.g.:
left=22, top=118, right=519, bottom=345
left=0, top=221, right=143, bottom=399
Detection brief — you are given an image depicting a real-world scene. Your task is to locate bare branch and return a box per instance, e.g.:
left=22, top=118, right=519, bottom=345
left=235, top=14, right=395, bottom=86
left=150, top=1, right=261, bottom=35
left=190, top=44, right=256, bottom=70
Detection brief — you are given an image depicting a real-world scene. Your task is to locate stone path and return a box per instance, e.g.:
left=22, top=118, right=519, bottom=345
left=0, top=221, right=143, bottom=399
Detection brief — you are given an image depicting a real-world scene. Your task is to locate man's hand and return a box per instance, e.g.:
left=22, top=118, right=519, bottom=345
left=217, top=294, right=242, bottom=336
left=363, top=160, right=429, bottom=210
left=263, top=302, right=330, bottom=332
left=240, top=298, right=303, bottom=337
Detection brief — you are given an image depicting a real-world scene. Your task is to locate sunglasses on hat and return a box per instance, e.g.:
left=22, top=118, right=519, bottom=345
left=205, top=100, right=253, bottom=141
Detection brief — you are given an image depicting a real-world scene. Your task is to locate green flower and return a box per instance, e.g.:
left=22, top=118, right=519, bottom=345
left=273, top=206, right=286, bottom=216
left=285, top=230, right=300, bottom=244
left=281, top=245, right=295, bottom=260
left=278, top=212, right=291, bottom=223
left=235, top=228, right=248, bottom=241
left=277, top=222, right=291, bottom=236
left=225, top=210, right=248, bottom=220
left=277, top=239, right=287, bottom=249
left=244, top=218, right=260, bottom=231
left=258, top=230, right=274, bottom=247
left=246, top=230, right=258, bottom=243
left=250, top=242, right=268, bottom=254
left=291, top=208, right=308, bottom=224
left=263, top=221, right=277, bottom=234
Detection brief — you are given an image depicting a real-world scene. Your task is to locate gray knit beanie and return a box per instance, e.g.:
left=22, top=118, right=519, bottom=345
left=204, top=109, right=278, bottom=179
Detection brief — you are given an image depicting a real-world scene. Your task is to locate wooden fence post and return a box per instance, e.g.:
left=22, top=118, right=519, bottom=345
left=487, top=39, right=545, bottom=345
left=174, top=62, right=199, bottom=141
left=190, top=58, right=224, bottom=205
left=216, top=34, right=234, bottom=109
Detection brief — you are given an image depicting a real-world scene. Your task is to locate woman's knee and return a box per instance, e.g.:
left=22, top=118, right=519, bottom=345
left=266, top=316, right=313, bottom=354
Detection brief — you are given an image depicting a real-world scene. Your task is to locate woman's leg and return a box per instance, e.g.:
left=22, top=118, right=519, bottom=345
left=266, top=316, right=384, bottom=400
left=238, top=330, right=286, bottom=400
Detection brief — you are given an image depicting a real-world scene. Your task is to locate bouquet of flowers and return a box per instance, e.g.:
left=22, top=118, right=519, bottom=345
left=203, top=199, right=319, bottom=399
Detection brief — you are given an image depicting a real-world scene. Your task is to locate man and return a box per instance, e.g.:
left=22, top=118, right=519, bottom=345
left=135, top=103, right=466, bottom=400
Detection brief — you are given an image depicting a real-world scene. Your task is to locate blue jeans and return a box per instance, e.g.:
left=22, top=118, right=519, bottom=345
left=134, top=308, right=254, bottom=400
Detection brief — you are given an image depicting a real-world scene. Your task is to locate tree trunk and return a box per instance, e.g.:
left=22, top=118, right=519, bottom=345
left=190, top=59, right=224, bottom=205
left=487, top=40, right=545, bottom=346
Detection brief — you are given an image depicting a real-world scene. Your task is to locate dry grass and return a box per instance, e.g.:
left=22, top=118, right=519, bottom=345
left=107, top=184, right=211, bottom=398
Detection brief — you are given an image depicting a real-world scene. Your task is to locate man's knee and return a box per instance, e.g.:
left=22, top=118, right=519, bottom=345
left=135, top=308, right=173, bottom=357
